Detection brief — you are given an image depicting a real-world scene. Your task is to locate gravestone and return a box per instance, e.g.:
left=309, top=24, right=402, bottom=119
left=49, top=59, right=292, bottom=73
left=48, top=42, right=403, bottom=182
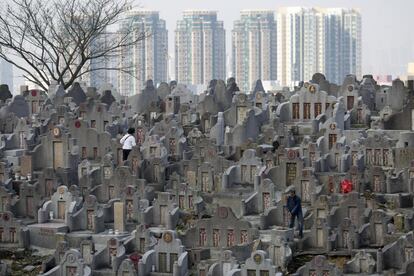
left=114, top=202, right=125, bottom=232
left=8, top=96, right=30, bottom=118
left=241, top=250, right=276, bottom=276
left=20, top=155, right=32, bottom=178
left=100, top=90, right=116, bottom=108
left=344, top=250, right=376, bottom=274
left=67, top=82, right=87, bottom=105
left=0, top=84, right=12, bottom=102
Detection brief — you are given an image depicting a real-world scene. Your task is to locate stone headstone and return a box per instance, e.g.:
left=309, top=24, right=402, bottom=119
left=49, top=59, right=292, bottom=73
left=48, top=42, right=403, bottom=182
left=253, top=79, right=265, bottom=95
left=344, top=250, right=376, bottom=274
left=312, top=73, right=326, bottom=84
left=226, top=77, right=240, bottom=95
left=0, top=84, right=12, bottom=102
left=8, top=95, right=29, bottom=118
left=0, top=260, right=10, bottom=276
left=394, top=214, right=405, bottom=232
left=55, top=84, right=66, bottom=97
left=114, top=202, right=125, bottom=232
left=86, top=87, right=98, bottom=98
left=157, top=82, right=171, bottom=99
left=100, top=90, right=116, bottom=107
left=169, top=80, right=177, bottom=90
left=20, top=85, right=28, bottom=94
left=20, top=155, right=32, bottom=177
left=67, top=82, right=87, bottom=105
left=214, top=79, right=232, bottom=111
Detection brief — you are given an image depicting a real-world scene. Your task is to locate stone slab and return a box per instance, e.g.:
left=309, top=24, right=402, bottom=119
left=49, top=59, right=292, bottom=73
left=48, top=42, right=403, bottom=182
left=27, top=223, right=68, bottom=249
left=114, top=202, right=125, bottom=232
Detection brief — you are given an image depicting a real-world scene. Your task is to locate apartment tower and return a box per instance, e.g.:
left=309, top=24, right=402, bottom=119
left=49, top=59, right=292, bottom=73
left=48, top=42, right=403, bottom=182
left=118, top=10, right=168, bottom=96
left=175, top=10, right=226, bottom=86
left=232, top=10, right=277, bottom=92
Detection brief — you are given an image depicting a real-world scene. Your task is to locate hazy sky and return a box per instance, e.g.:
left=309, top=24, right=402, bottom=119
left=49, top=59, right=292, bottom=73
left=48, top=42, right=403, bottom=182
left=139, top=0, right=414, bottom=77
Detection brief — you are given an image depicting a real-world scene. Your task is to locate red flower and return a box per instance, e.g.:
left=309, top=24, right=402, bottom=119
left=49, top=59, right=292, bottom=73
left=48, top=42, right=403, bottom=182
left=341, top=179, right=353, bottom=193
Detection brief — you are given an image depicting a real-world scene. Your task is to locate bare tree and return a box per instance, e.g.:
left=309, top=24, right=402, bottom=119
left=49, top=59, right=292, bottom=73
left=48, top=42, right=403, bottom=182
left=0, top=0, right=148, bottom=91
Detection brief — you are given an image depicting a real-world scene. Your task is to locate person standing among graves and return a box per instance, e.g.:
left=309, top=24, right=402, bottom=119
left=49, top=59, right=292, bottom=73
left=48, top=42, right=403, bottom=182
left=286, top=188, right=304, bottom=238
left=120, top=128, right=136, bottom=161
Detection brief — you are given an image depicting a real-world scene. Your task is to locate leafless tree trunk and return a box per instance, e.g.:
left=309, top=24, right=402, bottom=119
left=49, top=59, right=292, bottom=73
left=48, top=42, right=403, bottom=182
left=0, top=0, right=148, bottom=91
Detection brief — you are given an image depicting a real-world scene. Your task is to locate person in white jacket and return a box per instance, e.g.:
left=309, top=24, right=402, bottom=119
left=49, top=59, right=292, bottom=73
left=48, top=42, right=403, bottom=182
left=120, top=128, right=136, bottom=161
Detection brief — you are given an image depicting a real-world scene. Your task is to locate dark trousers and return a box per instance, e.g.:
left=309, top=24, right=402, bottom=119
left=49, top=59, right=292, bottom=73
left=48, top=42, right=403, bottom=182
left=289, top=211, right=304, bottom=238
left=122, top=149, right=131, bottom=161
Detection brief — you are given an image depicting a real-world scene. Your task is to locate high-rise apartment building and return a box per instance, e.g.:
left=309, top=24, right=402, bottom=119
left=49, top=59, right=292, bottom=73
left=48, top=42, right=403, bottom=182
left=232, top=10, right=277, bottom=92
left=175, top=10, right=226, bottom=86
left=86, top=32, right=119, bottom=90
left=118, top=10, right=168, bottom=96
left=276, top=7, right=361, bottom=87
left=0, top=58, right=13, bottom=90
left=341, top=9, right=362, bottom=82
left=277, top=7, right=324, bottom=87
left=324, top=8, right=362, bottom=85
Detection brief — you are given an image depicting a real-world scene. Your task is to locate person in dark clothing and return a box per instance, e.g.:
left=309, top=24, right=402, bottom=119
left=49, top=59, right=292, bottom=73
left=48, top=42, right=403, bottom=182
left=286, top=188, right=303, bottom=238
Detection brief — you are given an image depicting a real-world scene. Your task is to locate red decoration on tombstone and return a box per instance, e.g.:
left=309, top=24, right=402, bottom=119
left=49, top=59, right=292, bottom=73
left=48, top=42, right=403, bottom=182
left=31, top=90, right=37, bottom=97
left=129, top=253, right=141, bottom=270
left=341, top=179, right=353, bottom=193
left=287, top=150, right=296, bottom=160
left=75, top=120, right=81, bottom=128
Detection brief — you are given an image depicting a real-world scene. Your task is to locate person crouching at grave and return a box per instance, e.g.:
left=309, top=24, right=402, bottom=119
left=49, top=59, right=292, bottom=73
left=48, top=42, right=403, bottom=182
left=120, top=128, right=136, bottom=161
left=286, top=188, right=304, bottom=238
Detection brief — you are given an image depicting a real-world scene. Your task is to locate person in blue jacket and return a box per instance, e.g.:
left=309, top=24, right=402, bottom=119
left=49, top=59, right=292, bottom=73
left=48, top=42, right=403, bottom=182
left=286, top=188, right=303, bottom=238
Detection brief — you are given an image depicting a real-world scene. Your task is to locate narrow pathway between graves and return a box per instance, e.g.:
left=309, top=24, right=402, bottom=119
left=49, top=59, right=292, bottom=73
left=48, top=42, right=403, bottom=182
left=0, top=248, right=51, bottom=275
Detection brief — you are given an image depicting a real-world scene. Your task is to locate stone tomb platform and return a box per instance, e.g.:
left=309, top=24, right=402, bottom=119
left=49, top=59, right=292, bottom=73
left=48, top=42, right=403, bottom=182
left=27, top=222, right=68, bottom=249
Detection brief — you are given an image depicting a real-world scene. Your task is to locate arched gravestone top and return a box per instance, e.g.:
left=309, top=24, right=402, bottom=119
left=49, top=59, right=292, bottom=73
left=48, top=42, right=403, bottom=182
left=312, top=73, right=326, bottom=84
left=86, top=87, right=99, bottom=100
left=66, top=82, right=86, bottom=105
left=169, top=80, right=177, bottom=90
left=157, top=82, right=170, bottom=99
left=226, top=77, right=240, bottom=94
left=0, top=84, right=12, bottom=102
left=207, top=79, right=218, bottom=95
left=143, top=79, right=155, bottom=93
left=342, top=74, right=358, bottom=87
